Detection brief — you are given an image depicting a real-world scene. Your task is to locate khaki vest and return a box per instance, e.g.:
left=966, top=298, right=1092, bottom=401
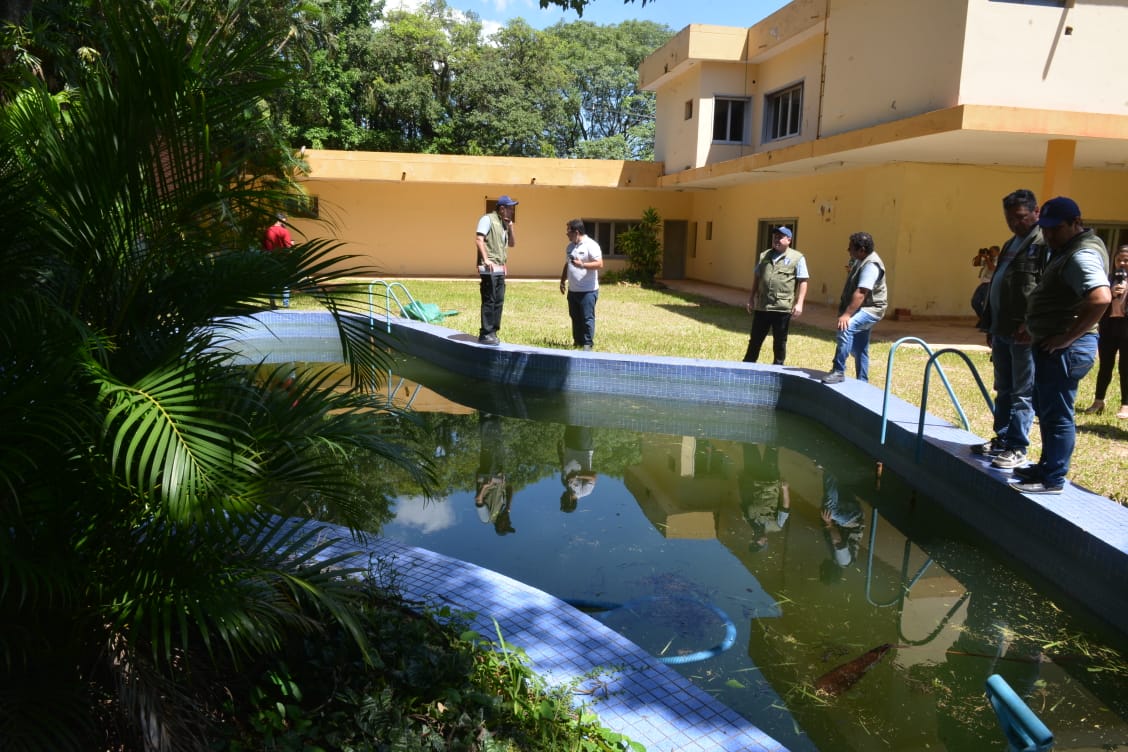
left=481, top=212, right=509, bottom=266
left=755, top=248, right=805, bottom=312
left=839, top=251, right=887, bottom=318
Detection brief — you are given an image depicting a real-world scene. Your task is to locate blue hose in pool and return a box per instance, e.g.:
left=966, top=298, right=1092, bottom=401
left=565, top=595, right=738, bottom=665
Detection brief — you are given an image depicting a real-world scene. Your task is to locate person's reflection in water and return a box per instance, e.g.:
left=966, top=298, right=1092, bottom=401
left=738, top=443, right=790, bottom=552
left=475, top=413, right=515, bottom=535
left=819, top=470, right=864, bottom=583
left=559, top=424, right=597, bottom=513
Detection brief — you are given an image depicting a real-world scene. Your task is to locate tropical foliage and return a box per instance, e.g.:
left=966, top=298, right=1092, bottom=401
left=0, top=1, right=436, bottom=747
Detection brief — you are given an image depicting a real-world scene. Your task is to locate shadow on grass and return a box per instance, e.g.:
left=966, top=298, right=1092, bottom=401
left=653, top=288, right=839, bottom=344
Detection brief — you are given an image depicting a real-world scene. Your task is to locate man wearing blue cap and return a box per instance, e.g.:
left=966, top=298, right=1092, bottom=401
left=475, top=195, right=518, bottom=345
left=743, top=226, right=808, bottom=365
left=1012, top=196, right=1110, bottom=494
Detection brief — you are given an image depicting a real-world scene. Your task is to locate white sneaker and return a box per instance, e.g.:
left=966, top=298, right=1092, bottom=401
left=991, top=449, right=1027, bottom=469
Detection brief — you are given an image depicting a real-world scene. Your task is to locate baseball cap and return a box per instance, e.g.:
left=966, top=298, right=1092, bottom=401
left=275, top=212, right=287, bottom=222
left=773, top=226, right=793, bottom=238
left=496, top=195, right=519, bottom=207
left=1036, top=197, right=1081, bottom=228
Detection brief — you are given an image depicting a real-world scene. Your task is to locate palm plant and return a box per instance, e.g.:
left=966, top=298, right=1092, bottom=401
left=0, top=2, right=429, bottom=749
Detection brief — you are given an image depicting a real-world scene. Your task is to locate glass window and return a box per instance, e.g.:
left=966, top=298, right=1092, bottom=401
left=764, top=83, right=803, bottom=142
left=757, top=219, right=798, bottom=251
left=1092, top=224, right=1127, bottom=256
left=712, top=97, right=748, bottom=144
left=581, top=219, right=638, bottom=258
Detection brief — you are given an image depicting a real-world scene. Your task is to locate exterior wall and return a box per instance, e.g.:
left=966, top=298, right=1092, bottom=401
left=293, top=172, right=693, bottom=278
left=818, top=0, right=965, bottom=137
left=747, top=33, right=824, bottom=149
left=654, top=65, right=704, bottom=172
left=677, top=163, right=1128, bottom=317
left=961, top=1, right=1128, bottom=115
left=697, top=61, right=757, bottom=166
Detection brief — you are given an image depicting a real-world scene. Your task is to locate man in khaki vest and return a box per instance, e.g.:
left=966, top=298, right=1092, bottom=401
left=743, top=226, right=808, bottom=365
left=474, top=195, right=518, bottom=345
left=822, top=232, right=887, bottom=384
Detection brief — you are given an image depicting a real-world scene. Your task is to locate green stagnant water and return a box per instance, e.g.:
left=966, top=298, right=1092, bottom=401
left=321, top=357, right=1128, bottom=752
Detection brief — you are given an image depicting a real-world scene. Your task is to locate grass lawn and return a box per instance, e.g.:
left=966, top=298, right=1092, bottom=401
left=327, top=278, right=1126, bottom=505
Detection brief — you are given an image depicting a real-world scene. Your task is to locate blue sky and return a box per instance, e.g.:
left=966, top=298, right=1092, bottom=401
left=388, top=0, right=790, bottom=35
left=471, top=0, right=789, bottom=31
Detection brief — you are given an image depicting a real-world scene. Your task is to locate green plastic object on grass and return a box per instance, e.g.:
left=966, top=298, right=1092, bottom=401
left=402, top=300, right=459, bottom=324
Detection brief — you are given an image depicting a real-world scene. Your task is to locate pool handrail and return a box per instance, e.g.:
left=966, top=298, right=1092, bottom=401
left=916, top=347, right=995, bottom=461
left=367, top=280, right=419, bottom=333
left=985, top=673, right=1054, bottom=752
left=880, top=337, right=965, bottom=445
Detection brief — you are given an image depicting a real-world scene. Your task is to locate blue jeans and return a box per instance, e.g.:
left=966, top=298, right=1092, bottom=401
left=990, top=335, right=1034, bottom=451
left=567, top=289, right=598, bottom=346
left=831, top=310, right=880, bottom=380
left=1032, top=333, right=1097, bottom=488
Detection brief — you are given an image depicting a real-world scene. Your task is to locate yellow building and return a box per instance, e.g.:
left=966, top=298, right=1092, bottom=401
left=294, top=0, right=1128, bottom=317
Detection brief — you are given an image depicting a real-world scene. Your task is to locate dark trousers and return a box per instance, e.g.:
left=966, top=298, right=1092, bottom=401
left=567, top=289, right=598, bottom=346
left=744, top=310, right=792, bottom=365
left=479, top=273, right=506, bottom=337
left=1094, top=316, right=1128, bottom=402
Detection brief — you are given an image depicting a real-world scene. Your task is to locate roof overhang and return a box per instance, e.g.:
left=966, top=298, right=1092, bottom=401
left=658, top=105, right=1128, bottom=189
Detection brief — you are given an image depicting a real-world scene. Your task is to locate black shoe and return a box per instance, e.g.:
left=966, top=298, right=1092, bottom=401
left=478, top=334, right=499, bottom=346
left=821, top=371, right=845, bottom=384
left=971, top=438, right=1005, bottom=456
left=1011, top=464, right=1042, bottom=481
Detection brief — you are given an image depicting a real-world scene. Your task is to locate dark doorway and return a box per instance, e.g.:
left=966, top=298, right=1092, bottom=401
left=663, top=220, right=688, bottom=280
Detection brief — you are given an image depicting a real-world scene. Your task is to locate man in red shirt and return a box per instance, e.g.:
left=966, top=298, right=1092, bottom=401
left=263, top=212, right=293, bottom=307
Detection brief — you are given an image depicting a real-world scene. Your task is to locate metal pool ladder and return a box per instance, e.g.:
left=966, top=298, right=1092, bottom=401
left=366, top=279, right=419, bottom=333
left=879, top=337, right=995, bottom=460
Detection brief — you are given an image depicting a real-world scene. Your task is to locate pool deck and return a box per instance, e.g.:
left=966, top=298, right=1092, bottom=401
left=233, top=295, right=1128, bottom=752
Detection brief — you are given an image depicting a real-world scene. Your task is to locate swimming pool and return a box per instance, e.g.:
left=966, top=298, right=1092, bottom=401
left=366, top=357, right=1128, bottom=752
left=229, top=310, right=1128, bottom=750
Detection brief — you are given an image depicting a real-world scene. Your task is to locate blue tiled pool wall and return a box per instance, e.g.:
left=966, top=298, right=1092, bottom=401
left=285, top=521, right=785, bottom=752
left=228, top=311, right=1128, bottom=632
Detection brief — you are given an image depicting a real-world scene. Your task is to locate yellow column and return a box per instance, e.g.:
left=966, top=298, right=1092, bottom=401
left=1041, top=139, right=1076, bottom=200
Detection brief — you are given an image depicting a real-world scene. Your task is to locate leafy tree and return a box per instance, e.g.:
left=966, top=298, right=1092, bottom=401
left=544, top=19, right=669, bottom=159
left=0, top=1, right=431, bottom=747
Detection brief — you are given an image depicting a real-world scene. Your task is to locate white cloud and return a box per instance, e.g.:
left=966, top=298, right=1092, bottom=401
left=393, top=495, right=457, bottom=533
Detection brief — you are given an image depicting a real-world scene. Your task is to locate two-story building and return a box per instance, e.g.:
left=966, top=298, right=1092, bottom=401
left=296, top=0, right=1128, bottom=317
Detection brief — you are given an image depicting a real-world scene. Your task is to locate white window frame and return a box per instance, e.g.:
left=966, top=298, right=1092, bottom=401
left=764, top=83, right=803, bottom=142
left=712, top=97, right=748, bottom=144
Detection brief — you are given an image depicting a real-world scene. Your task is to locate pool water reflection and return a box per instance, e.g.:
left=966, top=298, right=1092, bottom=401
left=363, top=368, right=1128, bottom=752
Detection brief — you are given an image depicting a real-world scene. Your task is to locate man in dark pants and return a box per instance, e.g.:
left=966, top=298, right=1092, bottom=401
left=743, top=226, right=808, bottom=365
left=474, top=195, right=518, bottom=345
left=970, top=189, right=1046, bottom=470
left=1012, top=197, right=1110, bottom=494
